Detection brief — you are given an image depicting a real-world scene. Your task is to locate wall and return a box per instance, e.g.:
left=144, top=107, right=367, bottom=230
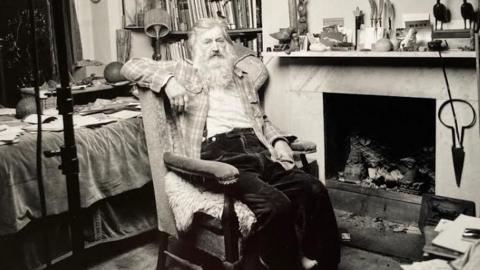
left=75, top=0, right=154, bottom=63
left=75, top=0, right=122, bottom=63
left=263, top=0, right=479, bottom=50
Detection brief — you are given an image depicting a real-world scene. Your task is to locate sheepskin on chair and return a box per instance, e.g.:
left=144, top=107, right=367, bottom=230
left=165, top=172, right=256, bottom=237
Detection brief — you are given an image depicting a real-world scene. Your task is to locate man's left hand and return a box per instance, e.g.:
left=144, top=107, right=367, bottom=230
left=274, top=140, right=295, bottom=171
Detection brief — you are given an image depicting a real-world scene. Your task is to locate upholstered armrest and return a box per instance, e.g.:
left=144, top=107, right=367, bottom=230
left=163, top=152, right=239, bottom=185
left=290, top=139, right=317, bottom=154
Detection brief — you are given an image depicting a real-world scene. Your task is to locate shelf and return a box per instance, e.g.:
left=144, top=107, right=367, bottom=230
left=432, top=29, right=471, bottom=39
left=124, top=26, right=262, bottom=37
left=262, top=50, right=476, bottom=59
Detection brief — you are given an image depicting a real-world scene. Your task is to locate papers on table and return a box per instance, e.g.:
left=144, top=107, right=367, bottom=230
left=0, top=108, right=16, bottom=116
left=74, top=114, right=116, bottom=128
left=0, top=126, right=24, bottom=145
left=21, top=109, right=141, bottom=132
left=23, top=120, right=64, bottom=132
left=23, top=114, right=58, bottom=124
left=432, top=214, right=480, bottom=253
left=107, top=110, right=142, bottom=120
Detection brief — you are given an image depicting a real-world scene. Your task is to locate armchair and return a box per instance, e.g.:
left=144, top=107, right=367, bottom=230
left=156, top=142, right=317, bottom=270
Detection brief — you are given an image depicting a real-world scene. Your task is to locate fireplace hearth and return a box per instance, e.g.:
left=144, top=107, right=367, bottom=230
left=324, top=93, right=436, bottom=196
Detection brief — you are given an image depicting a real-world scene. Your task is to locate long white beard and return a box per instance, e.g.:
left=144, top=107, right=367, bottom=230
left=193, top=47, right=236, bottom=89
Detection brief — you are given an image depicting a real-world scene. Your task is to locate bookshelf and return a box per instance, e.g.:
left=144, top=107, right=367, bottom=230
left=123, top=0, right=263, bottom=60
left=124, top=26, right=262, bottom=36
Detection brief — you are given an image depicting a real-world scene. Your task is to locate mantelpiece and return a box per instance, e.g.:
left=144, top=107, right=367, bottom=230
left=262, top=51, right=476, bottom=59
left=262, top=55, right=480, bottom=215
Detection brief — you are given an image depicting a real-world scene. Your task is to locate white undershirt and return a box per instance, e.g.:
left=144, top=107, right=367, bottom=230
left=206, top=86, right=252, bottom=138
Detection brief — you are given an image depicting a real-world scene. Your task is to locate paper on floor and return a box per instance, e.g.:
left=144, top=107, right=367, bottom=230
left=401, top=259, right=452, bottom=270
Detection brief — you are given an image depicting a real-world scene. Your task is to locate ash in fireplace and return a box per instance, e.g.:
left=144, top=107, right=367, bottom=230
left=338, top=135, right=435, bottom=195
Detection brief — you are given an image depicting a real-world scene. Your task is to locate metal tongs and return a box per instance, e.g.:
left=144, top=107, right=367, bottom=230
left=368, top=0, right=378, bottom=27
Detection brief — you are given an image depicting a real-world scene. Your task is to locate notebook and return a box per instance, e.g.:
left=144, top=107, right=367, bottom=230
left=432, top=214, right=480, bottom=253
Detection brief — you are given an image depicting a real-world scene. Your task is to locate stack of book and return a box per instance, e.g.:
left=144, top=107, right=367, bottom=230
left=166, top=0, right=260, bottom=31
left=167, top=39, right=192, bottom=61
left=164, top=0, right=261, bottom=60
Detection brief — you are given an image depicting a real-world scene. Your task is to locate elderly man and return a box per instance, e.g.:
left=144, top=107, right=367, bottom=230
left=122, top=18, right=340, bottom=270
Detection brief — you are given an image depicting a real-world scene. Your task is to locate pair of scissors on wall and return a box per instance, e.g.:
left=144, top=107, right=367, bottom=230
left=438, top=99, right=477, bottom=187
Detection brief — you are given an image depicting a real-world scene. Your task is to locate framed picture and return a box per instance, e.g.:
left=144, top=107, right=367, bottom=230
left=122, top=0, right=161, bottom=27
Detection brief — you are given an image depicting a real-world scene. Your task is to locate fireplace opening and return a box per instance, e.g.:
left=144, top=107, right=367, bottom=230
left=324, top=93, right=436, bottom=195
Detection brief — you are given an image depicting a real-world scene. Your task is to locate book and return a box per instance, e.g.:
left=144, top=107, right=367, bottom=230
left=432, top=214, right=480, bottom=253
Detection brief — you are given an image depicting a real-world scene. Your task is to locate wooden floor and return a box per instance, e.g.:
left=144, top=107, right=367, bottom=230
left=84, top=237, right=405, bottom=270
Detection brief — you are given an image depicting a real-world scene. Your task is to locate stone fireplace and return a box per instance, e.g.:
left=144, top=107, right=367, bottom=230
left=262, top=56, right=480, bottom=214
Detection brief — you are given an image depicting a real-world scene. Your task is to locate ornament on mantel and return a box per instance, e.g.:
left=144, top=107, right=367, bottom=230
left=460, top=0, right=475, bottom=29
left=433, top=0, right=448, bottom=30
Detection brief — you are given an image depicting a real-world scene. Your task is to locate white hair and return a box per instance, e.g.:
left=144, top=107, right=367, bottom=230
left=188, top=18, right=233, bottom=54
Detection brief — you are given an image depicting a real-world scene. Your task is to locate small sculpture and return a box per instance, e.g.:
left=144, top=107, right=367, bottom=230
left=368, top=0, right=378, bottom=27
left=433, top=0, right=448, bottom=30
left=374, top=38, right=393, bottom=52
left=297, top=0, right=308, bottom=35
left=384, top=0, right=395, bottom=31
left=270, top=28, right=293, bottom=51
left=400, top=28, right=417, bottom=51
left=461, top=0, right=475, bottom=29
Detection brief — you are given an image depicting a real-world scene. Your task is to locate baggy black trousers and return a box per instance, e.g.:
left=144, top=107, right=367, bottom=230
left=200, top=128, right=341, bottom=270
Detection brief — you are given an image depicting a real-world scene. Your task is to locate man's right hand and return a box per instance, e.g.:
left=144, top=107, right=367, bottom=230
left=165, top=77, right=189, bottom=113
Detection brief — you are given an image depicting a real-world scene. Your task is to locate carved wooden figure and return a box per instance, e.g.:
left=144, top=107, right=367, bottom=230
left=433, top=0, right=448, bottom=30
left=297, top=0, right=308, bottom=35
left=461, top=0, right=475, bottom=29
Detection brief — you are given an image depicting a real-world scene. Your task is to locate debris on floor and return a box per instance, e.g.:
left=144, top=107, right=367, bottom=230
left=336, top=209, right=421, bottom=235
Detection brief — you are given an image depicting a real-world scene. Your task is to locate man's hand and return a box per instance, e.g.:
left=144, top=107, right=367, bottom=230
left=165, top=77, right=189, bottom=113
left=274, top=140, right=295, bottom=171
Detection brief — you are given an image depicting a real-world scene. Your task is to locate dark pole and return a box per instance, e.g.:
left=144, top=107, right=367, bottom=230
left=49, top=0, right=84, bottom=267
left=28, top=0, right=51, bottom=267
left=0, top=38, right=7, bottom=105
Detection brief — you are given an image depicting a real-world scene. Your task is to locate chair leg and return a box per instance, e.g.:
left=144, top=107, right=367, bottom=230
left=222, top=194, right=239, bottom=264
left=156, top=231, right=169, bottom=270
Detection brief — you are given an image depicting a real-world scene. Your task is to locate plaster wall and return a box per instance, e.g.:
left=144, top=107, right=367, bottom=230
left=75, top=0, right=122, bottom=63
left=74, top=0, right=94, bottom=59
